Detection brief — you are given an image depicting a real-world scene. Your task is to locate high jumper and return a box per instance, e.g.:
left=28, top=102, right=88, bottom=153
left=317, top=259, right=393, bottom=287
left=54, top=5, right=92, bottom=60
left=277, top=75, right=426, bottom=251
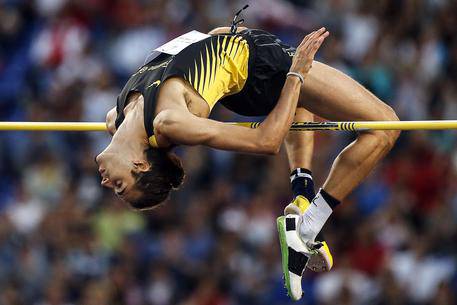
left=92, top=8, right=400, bottom=301
left=2, top=5, right=457, bottom=303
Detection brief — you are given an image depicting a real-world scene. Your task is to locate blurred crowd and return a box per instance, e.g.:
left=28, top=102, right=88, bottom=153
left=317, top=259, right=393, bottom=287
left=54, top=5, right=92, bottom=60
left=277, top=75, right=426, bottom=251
left=0, top=0, right=456, bottom=304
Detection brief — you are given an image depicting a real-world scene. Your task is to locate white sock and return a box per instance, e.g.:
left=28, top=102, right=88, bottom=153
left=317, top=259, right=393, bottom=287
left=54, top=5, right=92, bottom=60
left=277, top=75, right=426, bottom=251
left=299, top=190, right=333, bottom=242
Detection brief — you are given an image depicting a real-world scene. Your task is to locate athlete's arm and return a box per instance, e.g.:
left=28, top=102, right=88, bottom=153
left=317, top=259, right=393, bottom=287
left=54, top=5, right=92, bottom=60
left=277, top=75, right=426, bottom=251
left=155, top=28, right=329, bottom=154
left=208, top=27, right=247, bottom=35
left=154, top=78, right=300, bottom=155
left=106, top=107, right=117, bottom=135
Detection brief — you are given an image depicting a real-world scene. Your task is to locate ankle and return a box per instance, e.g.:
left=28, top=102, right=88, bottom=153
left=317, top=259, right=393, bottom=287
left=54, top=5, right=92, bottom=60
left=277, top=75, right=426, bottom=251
left=320, top=188, right=341, bottom=210
left=290, top=168, right=315, bottom=201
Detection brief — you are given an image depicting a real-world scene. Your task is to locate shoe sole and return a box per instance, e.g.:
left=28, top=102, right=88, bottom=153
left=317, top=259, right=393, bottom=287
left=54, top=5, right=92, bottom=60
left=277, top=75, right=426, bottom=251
left=306, top=241, right=333, bottom=272
left=284, top=202, right=334, bottom=273
left=277, top=216, right=297, bottom=300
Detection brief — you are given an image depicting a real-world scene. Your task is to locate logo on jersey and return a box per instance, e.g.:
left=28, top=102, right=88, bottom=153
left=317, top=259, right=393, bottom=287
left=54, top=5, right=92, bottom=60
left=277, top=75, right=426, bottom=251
left=133, top=58, right=172, bottom=76
left=146, top=80, right=161, bottom=89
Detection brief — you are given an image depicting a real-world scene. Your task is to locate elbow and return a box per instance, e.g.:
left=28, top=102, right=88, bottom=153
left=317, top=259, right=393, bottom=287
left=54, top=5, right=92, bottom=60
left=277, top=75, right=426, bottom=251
left=106, top=110, right=117, bottom=135
left=267, top=143, right=281, bottom=155
left=106, top=121, right=115, bottom=136
left=259, top=139, right=281, bottom=155
left=257, top=130, right=282, bottom=155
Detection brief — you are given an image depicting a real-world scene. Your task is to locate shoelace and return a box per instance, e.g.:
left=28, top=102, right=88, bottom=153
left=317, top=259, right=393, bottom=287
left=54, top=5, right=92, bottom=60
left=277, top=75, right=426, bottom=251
left=230, top=4, right=249, bottom=34
left=308, top=241, right=323, bottom=251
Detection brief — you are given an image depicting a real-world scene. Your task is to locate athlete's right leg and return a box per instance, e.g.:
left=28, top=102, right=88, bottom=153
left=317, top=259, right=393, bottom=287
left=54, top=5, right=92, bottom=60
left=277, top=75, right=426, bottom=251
left=301, top=61, right=400, bottom=200
left=279, top=60, right=399, bottom=301
left=297, top=60, right=400, bottom=242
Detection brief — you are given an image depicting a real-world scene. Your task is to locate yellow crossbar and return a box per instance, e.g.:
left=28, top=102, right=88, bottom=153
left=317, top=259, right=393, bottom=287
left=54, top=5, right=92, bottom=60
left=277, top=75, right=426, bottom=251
left=0, top=120, right=457, bottom=132
left=0, top=122, right=107, bottom=131
left=235, top=120, right=457, bottom=131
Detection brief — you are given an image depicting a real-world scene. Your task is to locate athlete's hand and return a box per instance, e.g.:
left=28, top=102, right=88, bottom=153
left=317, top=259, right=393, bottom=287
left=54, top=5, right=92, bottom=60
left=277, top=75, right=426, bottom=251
left=289, top=27, right=329, bottom=78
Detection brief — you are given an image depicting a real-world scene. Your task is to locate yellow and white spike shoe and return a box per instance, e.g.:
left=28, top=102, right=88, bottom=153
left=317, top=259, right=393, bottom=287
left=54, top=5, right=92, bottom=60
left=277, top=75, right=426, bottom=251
left=283, top=195, right=334, bottom=272
left=277, top=214, right=312, bottom=301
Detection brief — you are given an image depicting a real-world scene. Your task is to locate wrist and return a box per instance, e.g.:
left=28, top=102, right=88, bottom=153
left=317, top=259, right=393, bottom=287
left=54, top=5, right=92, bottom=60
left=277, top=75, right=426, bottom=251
left=285, top=76, right=301, bottom=91
left=287, top=71, right=304, bottom=84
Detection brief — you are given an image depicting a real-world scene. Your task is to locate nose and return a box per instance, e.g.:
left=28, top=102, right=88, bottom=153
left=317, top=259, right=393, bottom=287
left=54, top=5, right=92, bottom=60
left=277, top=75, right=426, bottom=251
left=95, top=153, right=102, bottom=165
left=96, top=152, right=111, bottom=187
left=96, top=155, right=105, bottom=174
left=101, top=177, right=113, bottom=188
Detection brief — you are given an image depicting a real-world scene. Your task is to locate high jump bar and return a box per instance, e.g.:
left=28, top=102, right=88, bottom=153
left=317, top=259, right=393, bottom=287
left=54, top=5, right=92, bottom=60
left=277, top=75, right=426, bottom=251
left=1, top=120, right=457, bottom=131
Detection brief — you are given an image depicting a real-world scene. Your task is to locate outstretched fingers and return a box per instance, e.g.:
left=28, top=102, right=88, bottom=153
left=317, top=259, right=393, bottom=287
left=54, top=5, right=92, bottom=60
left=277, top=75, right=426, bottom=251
left=289, top=27, right=330, bottom=77
left=307, top=31, right=329, bottom=57
left=299, top=27, right=326, bottom=49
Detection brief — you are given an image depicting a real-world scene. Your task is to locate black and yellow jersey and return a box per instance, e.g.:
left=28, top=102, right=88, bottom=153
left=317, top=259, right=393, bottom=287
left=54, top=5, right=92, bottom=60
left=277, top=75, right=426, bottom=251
left=183, top=34, right=250, bottom=109
left=115, top=29, right=295, bottom=147
left=115, top=31, right=251, bottom=145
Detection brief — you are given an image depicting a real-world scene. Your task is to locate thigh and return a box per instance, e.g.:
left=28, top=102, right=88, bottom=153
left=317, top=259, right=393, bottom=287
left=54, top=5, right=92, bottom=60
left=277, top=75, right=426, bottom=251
left=299, top=61, right=396, bottom=121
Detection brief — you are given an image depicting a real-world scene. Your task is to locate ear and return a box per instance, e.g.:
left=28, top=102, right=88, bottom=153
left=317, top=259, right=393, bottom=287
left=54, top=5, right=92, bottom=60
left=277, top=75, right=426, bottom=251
left=133, top=160, right=151, bottom=172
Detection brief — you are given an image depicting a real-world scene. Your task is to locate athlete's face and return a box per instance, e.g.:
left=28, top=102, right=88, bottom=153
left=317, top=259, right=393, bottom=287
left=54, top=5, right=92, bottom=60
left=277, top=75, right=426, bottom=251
left=95, top=150, right=142, bottom=203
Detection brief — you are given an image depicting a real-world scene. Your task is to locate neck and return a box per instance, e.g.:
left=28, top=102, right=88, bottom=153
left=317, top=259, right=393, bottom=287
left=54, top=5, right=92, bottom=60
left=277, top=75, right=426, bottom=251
left=110, top=101, right=149, bottom=159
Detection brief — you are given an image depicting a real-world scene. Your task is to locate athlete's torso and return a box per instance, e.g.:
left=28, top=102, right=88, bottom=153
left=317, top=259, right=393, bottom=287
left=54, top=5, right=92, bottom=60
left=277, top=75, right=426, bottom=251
left=115, top=30, right=251, bottom=142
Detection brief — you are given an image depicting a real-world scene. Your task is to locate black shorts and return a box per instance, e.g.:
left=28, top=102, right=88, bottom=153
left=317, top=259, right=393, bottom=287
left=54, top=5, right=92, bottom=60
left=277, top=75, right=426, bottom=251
left=220, top=29, right=296, bottom=116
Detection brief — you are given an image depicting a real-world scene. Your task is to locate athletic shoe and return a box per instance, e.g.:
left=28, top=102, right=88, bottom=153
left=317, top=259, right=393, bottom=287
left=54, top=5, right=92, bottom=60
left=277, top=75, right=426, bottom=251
left=284, top=196, right=334, bottom=272
left=277, top=214, right=313, bottom=301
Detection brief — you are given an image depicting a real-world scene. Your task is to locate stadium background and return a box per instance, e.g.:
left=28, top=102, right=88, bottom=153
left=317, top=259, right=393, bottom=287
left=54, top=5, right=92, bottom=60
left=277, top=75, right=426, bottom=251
left=0, top=0, right=456, bottom=304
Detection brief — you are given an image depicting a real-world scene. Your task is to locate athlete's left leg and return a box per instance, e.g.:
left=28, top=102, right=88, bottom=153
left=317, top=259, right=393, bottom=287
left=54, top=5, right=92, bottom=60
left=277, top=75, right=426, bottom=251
left=284, top=108, right=316, bottom=211
left=283, top=108, right=332, bottom=255
left=278, top=107, right=334, bottom=301
left=285, top=108, right=314, bottom=172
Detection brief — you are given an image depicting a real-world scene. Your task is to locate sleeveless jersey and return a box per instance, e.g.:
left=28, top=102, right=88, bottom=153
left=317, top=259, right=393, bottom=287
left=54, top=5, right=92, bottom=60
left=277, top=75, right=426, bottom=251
left=115, top=32, right=250, bottom=147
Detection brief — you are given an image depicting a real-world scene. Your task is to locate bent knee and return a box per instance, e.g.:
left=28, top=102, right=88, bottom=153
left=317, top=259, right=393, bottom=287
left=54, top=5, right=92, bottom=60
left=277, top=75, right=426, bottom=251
left=382, top=105, right=401, bottom=144
left=366, top=129, right=397, bottom=152
left=363, top=105, right=400, bottom=151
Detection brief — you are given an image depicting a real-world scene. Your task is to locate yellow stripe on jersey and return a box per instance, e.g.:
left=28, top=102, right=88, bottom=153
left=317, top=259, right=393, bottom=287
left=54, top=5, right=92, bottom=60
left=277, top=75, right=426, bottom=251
left=198, top=52, right=205, bottom=94
left=210, top=40, right=217, bottom=87
left=204, top=44, right=211, bottom=92
left=193, top=60, right=198, bottom=90
left=212, top=40, right=218, bottom=84
left=187, top=35, right=249, bottom=110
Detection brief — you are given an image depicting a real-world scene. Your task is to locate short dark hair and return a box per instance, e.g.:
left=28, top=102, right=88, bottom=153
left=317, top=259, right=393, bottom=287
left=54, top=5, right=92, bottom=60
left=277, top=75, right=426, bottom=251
left=129, top=148, right=184, bottom=210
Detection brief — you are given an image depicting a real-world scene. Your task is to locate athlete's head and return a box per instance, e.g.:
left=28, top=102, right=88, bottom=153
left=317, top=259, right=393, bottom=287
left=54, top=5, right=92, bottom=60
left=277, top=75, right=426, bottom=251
left=129, top=148, right=184, bottom=210
left=96, top=147, right=184, bottom=210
